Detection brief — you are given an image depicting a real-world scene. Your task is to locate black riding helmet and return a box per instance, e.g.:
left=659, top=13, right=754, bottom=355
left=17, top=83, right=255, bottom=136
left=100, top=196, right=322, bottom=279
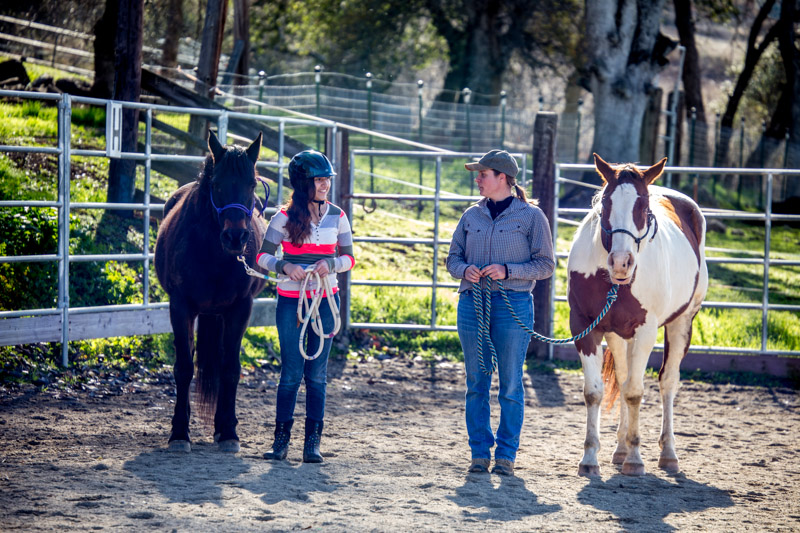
left=288, top=150, right=336, bottom=192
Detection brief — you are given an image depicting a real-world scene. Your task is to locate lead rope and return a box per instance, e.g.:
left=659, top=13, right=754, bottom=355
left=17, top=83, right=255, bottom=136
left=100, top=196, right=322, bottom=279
left=471, top=277, right=619, bottom=375
left=297, top=266, right=341, bottom=360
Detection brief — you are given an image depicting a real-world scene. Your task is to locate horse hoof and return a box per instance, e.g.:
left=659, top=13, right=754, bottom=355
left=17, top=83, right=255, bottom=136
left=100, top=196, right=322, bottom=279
left=218, top=440, right=240, bottom=453
left=578, top=464, right=601, bottom=477
left=612, top=451, right=627, bottom=465
left=621, top=462, right=645, bottom=476
left=658, top=457, right=680, bottom=474
left=168, top=440, right=191, bottom=453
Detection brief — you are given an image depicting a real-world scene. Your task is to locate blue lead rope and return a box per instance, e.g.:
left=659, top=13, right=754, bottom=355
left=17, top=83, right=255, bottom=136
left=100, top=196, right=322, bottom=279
left=471, top=277, right=619, bottom=375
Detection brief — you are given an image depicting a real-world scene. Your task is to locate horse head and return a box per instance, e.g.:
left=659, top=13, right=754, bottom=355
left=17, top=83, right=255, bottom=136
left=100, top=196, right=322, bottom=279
left=593, top=153, right=667, bottom=285
left=205, top=130, right=263, bottom=255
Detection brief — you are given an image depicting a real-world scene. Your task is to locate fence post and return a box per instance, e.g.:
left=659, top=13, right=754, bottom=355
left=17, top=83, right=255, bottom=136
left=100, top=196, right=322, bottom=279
left=257, top=70, right=265, bottom=114
left=463, top=87, right=473, bottom=195
left=315, top=65, right=321, bottom=149
left=332, top=129, right=351, bottom=331
left=690, top=107, right=697, bottom=201
left=639, top=88, right=662, bottom=165
left=574, top=99, right=583, bottom=163
left=500, top=90, right=507, bottom=150
left=784, top=129, right=791, bottom=168
left=712, top=112, right=720, bottom=199
left=529, top=112, right=558, bottom=360
left=366, top=72, right=374, bottom=195
left=418, top=79, right=424, bottom=217
left=737, top=116, right=745, bottom=207
left=57, top=93, right=72, bottom=367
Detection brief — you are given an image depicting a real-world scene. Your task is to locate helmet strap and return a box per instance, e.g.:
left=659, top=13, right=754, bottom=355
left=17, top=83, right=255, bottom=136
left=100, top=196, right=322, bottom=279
left=312, top=199, right=325, bottom=218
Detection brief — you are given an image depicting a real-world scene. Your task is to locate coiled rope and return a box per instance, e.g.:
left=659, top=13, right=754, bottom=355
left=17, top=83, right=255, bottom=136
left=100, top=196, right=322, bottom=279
left=471, top=277, right=619, bottom=375
left=297, top=266, right=341, bottom=360
left=238, top=258, right=341, bottom=360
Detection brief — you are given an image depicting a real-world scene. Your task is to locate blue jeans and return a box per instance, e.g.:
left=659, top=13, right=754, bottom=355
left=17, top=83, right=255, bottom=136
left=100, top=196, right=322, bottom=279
left=275, top=293, right=339, bottom=423
left=457, top=289, right=533, bottom=462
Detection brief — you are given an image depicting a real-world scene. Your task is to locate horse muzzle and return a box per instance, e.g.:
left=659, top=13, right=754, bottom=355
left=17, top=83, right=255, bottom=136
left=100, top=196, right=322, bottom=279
left=608, top=251, right=635, bottom=285
left=221, top=228, right=250, bottom=255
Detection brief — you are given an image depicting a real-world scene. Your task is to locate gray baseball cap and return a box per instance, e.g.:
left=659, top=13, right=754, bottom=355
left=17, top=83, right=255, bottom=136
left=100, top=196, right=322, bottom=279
left=465, top=149, right=519, bottom=178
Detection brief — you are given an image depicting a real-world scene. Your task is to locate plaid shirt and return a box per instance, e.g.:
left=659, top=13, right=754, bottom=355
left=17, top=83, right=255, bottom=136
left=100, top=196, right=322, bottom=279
left=446, top=197, right=555, bottom=293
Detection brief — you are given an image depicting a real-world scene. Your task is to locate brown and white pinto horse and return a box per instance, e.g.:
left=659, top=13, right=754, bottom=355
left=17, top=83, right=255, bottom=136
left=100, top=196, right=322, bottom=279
left=567, top=154, right=708, bottom=476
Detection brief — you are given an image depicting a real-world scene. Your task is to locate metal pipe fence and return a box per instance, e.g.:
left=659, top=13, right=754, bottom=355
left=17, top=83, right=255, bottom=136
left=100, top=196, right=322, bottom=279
left=0, top=89, right=337, bottom=366
left=554, top=163, right=800, bottom=359
left=346, top=149, right=527, bottom=331
left=346, top=151, right=800, bottom=362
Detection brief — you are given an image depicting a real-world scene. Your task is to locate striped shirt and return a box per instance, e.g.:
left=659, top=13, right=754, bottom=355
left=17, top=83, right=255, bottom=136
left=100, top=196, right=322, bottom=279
left=257, top=202, right=355, bottom=297
left=446, top=196, right=555, bottom=293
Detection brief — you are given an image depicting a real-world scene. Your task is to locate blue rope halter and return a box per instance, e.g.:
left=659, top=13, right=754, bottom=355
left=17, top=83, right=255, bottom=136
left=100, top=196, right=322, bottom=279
left=210, top=177, right=271, bottom=219
left=471, top=277, right=619, bottom=375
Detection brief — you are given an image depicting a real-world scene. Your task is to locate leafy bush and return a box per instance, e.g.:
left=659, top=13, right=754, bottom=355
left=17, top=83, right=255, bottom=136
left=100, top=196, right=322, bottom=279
left=0, top=208, right=58, bottom=310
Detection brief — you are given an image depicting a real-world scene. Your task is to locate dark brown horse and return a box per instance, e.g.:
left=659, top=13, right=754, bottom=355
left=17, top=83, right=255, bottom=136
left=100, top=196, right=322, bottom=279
left=155, top=131, right=268, bottom=452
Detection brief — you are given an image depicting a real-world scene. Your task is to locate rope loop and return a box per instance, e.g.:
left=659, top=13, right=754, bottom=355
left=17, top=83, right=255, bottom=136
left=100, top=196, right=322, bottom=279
left=297, top=266, right=341, bottom=360
left=238, top=257, right=341, bottom=360
left=470, top=276, right=619, bottom=375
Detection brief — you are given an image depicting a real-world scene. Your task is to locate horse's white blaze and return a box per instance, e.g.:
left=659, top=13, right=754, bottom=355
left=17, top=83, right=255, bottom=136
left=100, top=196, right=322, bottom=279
left=606, top=183, right=641, bottom=279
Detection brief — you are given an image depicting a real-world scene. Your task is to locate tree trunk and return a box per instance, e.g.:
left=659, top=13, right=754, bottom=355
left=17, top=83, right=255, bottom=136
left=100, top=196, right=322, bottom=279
left=776, top=0, right=799, bottom=169
left=673, top=0, right=706, bottom=124
left=716, top=0, right=779, bottom=166
left=91, top=0, right=118, bottom=99
left=427, top=0, right=518, bottom=104
left=161, top=0, right=184, bottom=68
left=233, top=0, right=249, bottom=84
left=107, top=0, right=144, bottom=206
left=188, top=0, right=229, bottom=144
left=585, top=0, right=670, bottom=162
left=744, top=0, right=799, bottom=170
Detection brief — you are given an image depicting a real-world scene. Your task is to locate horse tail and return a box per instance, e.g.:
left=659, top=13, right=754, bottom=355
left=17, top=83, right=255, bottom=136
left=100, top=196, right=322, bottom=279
left=195, top=314, right=222, bottom=428
left=601, top=348, right=619, bottom=413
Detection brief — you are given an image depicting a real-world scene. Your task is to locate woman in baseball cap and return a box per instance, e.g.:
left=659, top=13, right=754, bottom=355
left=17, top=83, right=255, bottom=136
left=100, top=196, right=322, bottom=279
left=446, top=149, right=556, bottom=476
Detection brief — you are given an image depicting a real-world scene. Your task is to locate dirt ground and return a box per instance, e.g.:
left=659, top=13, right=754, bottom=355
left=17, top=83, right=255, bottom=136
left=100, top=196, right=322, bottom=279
left=1, top=356, right=798, bottom=532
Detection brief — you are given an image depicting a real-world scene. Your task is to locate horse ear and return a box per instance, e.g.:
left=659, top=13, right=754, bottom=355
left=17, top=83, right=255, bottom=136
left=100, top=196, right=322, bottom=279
left=246, top=132, right=262, bottom=164
left=208, top=130, right=226, bottom=163
left=643, top=157, right=668, bottom=185
left=593, top=153, right=616, bottom=185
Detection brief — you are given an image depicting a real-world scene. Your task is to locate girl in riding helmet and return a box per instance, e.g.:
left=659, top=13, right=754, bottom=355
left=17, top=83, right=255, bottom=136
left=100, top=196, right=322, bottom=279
left=257, top=150, right=355, bottom=463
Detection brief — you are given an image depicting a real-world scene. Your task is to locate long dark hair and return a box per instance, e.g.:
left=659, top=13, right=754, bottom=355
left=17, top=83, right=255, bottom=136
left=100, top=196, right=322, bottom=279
left=284, top=178, right=316, bottom=246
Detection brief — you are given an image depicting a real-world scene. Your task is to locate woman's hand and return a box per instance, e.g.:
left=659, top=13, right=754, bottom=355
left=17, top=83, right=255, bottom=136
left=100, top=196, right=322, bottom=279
left=283, top=263, right=308, bottom=281
left=479, top=264, right=507, bottom=280
left=312, top=259, right=330, bottom=277
left=464, top=265, right=482, bottom=283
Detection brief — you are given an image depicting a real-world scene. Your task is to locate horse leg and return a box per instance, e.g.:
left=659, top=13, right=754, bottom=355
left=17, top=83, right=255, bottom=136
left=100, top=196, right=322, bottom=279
left=577, top=335, right=604, bottom=477
left=605, top=333, right=629, bottom=465
left=215, top=298, right=253, bottom=452
left=658, top=313, right=694, bottom=473
left=169, top=302, right=196, bottom=452
left=620, top=322, right=658, bottom=476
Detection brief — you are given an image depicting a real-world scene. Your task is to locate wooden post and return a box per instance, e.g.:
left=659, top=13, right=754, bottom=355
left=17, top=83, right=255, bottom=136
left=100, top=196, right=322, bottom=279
left=639, top=87, right=663, bottom=164
left=106, top=0, right=144, bottom=206
left=328, top=129, right=351, bottom=331
left=529, top=112, right=557, bottom=360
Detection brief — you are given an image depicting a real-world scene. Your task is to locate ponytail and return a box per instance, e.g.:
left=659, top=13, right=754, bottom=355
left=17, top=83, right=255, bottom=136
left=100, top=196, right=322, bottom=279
left=512, top=183, right=538, bottom=206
